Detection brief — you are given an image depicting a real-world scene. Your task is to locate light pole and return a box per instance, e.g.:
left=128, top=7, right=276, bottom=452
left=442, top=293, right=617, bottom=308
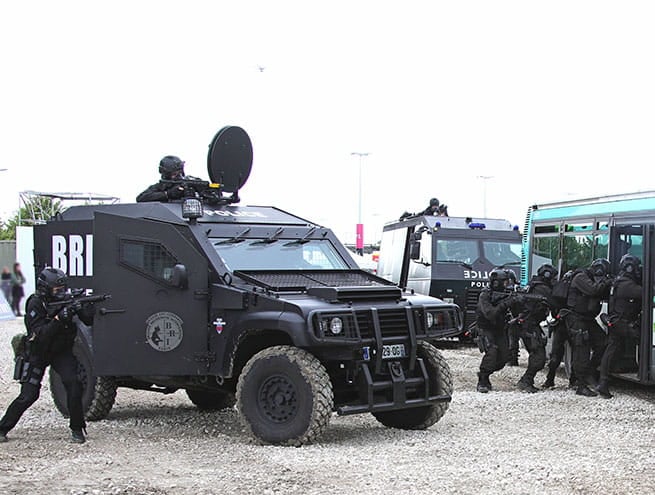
left=477, top=175, right=494, bottom=217
left=351, top=152, right=369, bottom=255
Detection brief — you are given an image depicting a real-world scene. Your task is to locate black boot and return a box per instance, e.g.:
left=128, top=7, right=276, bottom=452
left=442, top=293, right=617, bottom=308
left=477, top=372, right=491, bottom=393
left=596, top=380, right=613, bottom=399
left=576, top=384, right=598, bottom=397
left=517, top=379, right=539, bottom=393
left=71, top=428, right=86, bottom=444
left=542, top=368, right=556, bottom=388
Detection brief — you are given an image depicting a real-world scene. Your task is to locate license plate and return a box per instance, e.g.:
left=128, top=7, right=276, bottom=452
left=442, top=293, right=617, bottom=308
left=382, top=344, right=406, bottom=359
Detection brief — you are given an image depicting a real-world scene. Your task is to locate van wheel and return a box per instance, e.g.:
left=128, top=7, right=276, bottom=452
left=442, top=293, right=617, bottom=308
left=372, top=341, right=453, bottom=429
left=49, top=339, right=117, bottom=421
left=236, top=346, right=333, bottom=446
left=186, top=389, right=236, bottom=410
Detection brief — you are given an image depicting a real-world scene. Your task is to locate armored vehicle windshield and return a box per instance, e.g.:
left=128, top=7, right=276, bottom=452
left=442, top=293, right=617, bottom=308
left=213, top=237, right=350, bottom=271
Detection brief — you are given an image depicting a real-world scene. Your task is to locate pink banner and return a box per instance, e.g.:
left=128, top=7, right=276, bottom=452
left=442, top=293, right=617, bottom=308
left=356, top=223, right=364, bottom=249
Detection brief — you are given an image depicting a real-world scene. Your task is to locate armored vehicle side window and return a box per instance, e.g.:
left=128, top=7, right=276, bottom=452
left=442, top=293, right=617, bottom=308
left=119, top=239, right=179, bottom=285
left=436, top=239, right=478, bottom=264
left=213, top=239, right=349, bottom=271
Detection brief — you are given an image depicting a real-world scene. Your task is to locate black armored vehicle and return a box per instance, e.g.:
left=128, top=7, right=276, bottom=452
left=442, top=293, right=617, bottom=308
left=34, top=127, right=462, bottom=445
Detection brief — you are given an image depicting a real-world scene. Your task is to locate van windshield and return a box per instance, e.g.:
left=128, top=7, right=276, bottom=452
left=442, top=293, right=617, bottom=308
left=212, top=238, right=351, bottom=271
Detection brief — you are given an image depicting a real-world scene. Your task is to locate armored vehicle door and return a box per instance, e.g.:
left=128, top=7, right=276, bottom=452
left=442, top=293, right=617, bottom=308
left=92, top=212, right=209, bottom=376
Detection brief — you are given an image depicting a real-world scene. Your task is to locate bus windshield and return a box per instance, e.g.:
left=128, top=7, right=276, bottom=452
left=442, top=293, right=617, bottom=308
left=212, top=238, right=351, bottom=271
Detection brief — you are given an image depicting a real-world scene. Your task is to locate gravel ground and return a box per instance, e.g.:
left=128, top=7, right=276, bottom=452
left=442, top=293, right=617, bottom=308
left=1, top=317, right=654, bottom=495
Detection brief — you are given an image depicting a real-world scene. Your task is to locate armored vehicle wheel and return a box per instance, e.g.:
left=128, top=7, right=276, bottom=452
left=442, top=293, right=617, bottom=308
left=236, top=346, right=333, bottom=446
left=50, top=339, right=117, bottom=421
left=186, top=389, right=236, bottom=411
left=372, top=341, right=453, bottom=430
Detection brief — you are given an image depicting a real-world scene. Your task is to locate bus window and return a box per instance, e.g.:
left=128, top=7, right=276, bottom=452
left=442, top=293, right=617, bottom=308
left=562, top=234, right=594, bottom=272
left=595, top=233, right=609, bottom=260
left=565, top=222, right=594, bottom=232
left=532, top=236, right=559, bottom=276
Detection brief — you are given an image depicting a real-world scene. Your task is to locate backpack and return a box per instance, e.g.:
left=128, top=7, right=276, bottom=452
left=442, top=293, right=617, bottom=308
left=549, top=269, right=580, bottom=314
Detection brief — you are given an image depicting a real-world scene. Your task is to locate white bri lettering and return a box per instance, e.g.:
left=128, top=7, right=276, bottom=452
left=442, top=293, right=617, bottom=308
left=52, top=234, right=93, bottom=276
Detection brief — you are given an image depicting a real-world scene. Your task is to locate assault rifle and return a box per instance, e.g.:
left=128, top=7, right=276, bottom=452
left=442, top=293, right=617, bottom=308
left=46, top=292, right=111, bottom=312
left=490, top=290, right=549, bottom=306
left=160, top=177, right=239, bottom=205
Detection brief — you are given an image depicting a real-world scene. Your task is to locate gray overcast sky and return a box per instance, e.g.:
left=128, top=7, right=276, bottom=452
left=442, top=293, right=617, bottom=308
left=2, top=1, right=655, bottom=244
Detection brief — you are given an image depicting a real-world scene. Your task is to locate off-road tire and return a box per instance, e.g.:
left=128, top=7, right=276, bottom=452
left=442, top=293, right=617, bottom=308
left=372, top=341, right=453, bottom=429
left=50, top=339, right=117, bottom=421
left=236, top=346, right=333, bottom=446
left=186, top=389, right=236, bottom=411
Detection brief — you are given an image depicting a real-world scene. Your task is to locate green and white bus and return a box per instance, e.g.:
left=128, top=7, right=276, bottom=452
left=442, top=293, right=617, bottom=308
left=522, top=191, right=655, bottom=385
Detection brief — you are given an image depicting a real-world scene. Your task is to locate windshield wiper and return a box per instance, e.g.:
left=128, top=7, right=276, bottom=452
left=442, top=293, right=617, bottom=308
left=497, top=261, right=521, bottom=268
left=251, top=227, right=285, bottom=245
left=283, top=227, right=317, bottom=246
left=215, top=228, right=251, bottom=245
left=437, top=260, right=473, bottom=269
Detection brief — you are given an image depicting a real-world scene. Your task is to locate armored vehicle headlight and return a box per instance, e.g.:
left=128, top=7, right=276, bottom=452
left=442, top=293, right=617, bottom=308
left=426, top=312, right=434, bottom=329
left=329, top=317, right=343, bottom=335
left=182, top=198, right=203, bottom=220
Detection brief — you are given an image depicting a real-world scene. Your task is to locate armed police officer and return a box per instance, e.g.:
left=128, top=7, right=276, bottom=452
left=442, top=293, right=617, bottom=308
left=596, top=254, right=642, bottom=398
left=0, top=268, right=94, bottom=444
left=136, top=155, right=188, bottom=203
left=475, top=268, right=522, bottom=393
left=421, top=198, right=449, bottom=217
left=562, top=258, right=613, bottom=397
left=514, top=264, right=557, bottom=392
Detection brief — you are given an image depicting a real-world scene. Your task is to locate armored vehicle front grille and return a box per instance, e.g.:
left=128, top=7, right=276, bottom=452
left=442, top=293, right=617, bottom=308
left=234, top=269, right=395, bottom=292
left=356, top=309, right=412, bottom=339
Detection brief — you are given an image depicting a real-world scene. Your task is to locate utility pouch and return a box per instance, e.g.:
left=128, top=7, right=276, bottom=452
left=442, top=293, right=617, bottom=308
left=13, top=355, right=25, bottom=381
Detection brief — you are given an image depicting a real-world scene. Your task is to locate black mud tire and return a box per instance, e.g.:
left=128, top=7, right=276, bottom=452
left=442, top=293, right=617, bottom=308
left=372, top=341, right=453, bottom=430
left=49, top=339, right=117, bottom=421
left=186, top=389, right=236, bottom=411
left=236, top=346, right=334, bottom=446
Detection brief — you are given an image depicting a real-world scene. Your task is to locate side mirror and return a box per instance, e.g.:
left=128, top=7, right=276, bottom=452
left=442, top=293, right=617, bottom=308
left=409, top=241, right=421, bottom=260
left=171, top=264, right=188, bottom=289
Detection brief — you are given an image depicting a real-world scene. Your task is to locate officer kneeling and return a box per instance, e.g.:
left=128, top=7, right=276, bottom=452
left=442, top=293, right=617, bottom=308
left=0, top=268, right=94, bottom=444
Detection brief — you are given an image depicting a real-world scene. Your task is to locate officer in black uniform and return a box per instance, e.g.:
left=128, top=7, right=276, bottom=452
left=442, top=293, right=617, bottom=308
left=542, top=269, right=578, bottom=389
left=0, top=268, right=94, bottom=443
left=421, top=198, right=448, bottom=217
left=136, top=155, right=188, bottom=203
left=475, top=268, right=521, bottom=393
left=515, top=264, right=557, bottom=392
left=597, top=254, right=642, bottom=398
left=563, top=258, right=613, bottom=397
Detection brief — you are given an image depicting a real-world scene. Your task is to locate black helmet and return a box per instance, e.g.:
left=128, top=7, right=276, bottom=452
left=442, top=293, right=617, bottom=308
left=429, top=198, right=440, bottom=207
left=159, top=155, right=185, bottom=179
left=489, top=268, right=511, bottom=291
left=619, top=254, right=641, bottom=277
left=537, top=263, right=558, bottom=281
left=36, top=267, right=68, bottom=301
left=590, top=258, right=610, bottom=277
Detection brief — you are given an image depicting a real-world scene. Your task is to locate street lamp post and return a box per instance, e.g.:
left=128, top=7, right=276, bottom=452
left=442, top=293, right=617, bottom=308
left=477, top=175, right=494, bottom=217
left=351, top=152, right=369, bottom=255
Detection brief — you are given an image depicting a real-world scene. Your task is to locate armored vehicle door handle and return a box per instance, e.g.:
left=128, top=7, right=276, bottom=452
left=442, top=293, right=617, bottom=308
left=99, top=308, right=126, bottom=315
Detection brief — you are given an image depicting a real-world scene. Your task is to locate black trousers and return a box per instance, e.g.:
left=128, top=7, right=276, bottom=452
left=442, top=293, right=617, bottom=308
left=567, top=315, right=607, bottom=385
left=599, top=320, right=636, bottom=381
left=519, top=323, right=547, bottom=383
left=0, top=350, right=85, bottom=434
left=479, top=327, right=509, bottom=376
